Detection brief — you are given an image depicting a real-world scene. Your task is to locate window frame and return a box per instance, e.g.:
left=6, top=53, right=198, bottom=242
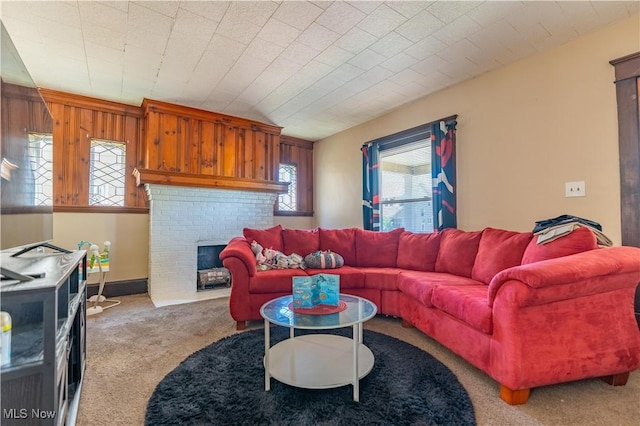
left=371, top=124, right=433, bottom=233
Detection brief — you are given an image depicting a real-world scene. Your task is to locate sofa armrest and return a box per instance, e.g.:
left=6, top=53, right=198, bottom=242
left=487, top=246, right=640, bottom=307
left=220, top=237, right=257, bottom=277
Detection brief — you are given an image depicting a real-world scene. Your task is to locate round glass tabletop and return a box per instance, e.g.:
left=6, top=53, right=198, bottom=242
left=260, top=294, right=377, bottom=330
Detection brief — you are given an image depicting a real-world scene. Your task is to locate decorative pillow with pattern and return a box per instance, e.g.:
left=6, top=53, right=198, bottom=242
left=304, top=250, right=344, bottom=269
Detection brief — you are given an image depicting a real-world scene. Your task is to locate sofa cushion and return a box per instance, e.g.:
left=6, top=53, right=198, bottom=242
left=431, top=284, right=493, bottom=334
left=471, top=228, right=533, bottom=284
left=319, top=228, right=358, bottom=266
left=248, top=268, right=308, bottom=293
left=358, top=267, right=406, bottom=291
left=435, top=229, right=483, bottom=278
left=306, top=266, right=365, bottom=288
left=355, top=228, right=404, bottom=267
left=397, top=271, right=483, bottom=307
left=282, top=228, right=320, bottom=256
left=243, top=225, right=284, bottom=252
left=521, top=226, right=597, bottom=264
left=397, top=231, right=441, bottom=271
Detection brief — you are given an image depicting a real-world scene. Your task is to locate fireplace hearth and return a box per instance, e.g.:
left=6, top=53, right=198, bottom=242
left=197, top=244, right=230, bottom=290
left=145, top=183, right=276, bottom=306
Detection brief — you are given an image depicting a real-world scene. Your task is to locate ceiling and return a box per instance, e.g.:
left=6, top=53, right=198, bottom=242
left=0, top=1, right=637, bottom=141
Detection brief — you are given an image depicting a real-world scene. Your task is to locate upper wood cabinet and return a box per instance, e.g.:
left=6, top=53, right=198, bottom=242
left=137, top=99, right=288, bottom=193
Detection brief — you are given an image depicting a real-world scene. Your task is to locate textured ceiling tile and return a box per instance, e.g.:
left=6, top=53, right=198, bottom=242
left=396, top=9, right=446, bottom=42
left=385, top=1, right=430, bottom=19
left=348, top=1, right=384, bottom=14
left=207, top=34, right=247, bottom=62
left=359, top=65, right=394, bottom=84
left=326, top=63, right=366, bottom=82
left=314, top=45, right=355, bottom=66
left=136, top=1, right=180, bottom=18
left=84, top=41, right=125, bottom=65
left=431, top=15, right=482, bottom=45
left=126, top=3, right=173, bottom=52
left=334, top=27, right=378, bottom=53
left=244, top=37, right=286, bottom=63
left=404, top=36, right=447, bottom=61
left=298, top=23, right=341, bottom=51
left=215, top=10, right=261, bottom=45
left=28, top=1, right=81, bottom=27
left=316, top=1, right=366, bottom=35
left=226, top=1, right=279, bottom=27
left=505, top=1, right=565, bottom=32
left=179, top=1, right=231, bottom=23
left=348, top=49, right=387, bottom=71
left=368, top=31, right=413, bottom=58
left=37, top=21, right=84, bottom=46
left=437, top=39, right=481, bottom=64
left=427, top=1, right=482, bottom=24
left=388, top=68, right=425, bottom=86
left=172, top=7, right=218, bottom=42
left=82, top=24, right=127, bottom=50
left=78, top=1, right=128, bottom=32
left=357, top=3, right=407, bottom=38
left=279, top=41, right=321, bottom=66
left=273, top=1, right=324, bottom=30
left=411, top=55, right=450, bottom=76
left=379, top=52, right=420, bottom=73
left=257, top=19, right=301, bottom=48
left=466, top=1, right=525, bottom=26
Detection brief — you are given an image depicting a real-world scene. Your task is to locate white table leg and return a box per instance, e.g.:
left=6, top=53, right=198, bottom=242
left=264, top=319, right=270, bottom=391
left=353, top=323, right=359, bottom=402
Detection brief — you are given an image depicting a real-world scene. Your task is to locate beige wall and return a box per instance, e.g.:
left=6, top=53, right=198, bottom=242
left=53, top=213, right=148, bottom=284
left=275, top=216, right=315, bottom=230
left=315, top=15, right=639, bottom=245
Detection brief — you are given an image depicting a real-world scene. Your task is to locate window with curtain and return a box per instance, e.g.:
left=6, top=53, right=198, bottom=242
left=362, top=116, right=457, bottom=232
left=380, top=140, right=433, bottom=232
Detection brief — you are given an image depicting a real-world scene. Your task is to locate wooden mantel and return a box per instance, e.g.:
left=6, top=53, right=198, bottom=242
left=138, top=98, right=285, bottom=193
left=133, top=168, right=289, bottom=193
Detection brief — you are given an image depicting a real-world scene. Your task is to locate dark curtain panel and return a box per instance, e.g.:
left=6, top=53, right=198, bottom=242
left=361, top=142, right=380, bottom=230
left=431, top=120, right=457, bottom=230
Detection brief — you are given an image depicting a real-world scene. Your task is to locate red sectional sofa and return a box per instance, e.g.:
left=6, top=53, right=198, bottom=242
left=220, top=225, right=640, bottom=404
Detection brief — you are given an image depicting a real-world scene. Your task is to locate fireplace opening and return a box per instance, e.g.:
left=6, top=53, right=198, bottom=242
left=197, top=244, right=231, bottom=291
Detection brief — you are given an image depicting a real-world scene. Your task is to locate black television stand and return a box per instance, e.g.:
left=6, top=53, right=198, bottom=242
left=11, top=242, right=71, bottom=257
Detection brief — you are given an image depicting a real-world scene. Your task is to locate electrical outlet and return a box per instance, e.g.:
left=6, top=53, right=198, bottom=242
left=565, top=181, right=586, bottom=197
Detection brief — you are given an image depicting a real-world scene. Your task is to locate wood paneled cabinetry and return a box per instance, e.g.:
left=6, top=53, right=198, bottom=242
left=135, top=99, right=288, bottom=194
left=278, top=135, right=314, bottom=216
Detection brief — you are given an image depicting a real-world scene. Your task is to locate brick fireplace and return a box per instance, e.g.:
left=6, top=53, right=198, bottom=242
left=145, top=184, right=275, bottom=306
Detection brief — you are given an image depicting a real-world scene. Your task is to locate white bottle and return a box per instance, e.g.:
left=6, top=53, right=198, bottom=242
left=1, top=311, right=12, bottom=366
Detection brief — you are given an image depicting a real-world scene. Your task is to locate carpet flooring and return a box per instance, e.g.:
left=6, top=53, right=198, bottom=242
left=77, top=294, right=640, bottom=425
left=145, top=327, right=476, bottom=425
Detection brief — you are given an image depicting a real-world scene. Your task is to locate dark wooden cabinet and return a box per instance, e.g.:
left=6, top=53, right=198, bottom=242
left=1, top=250, right=87, bottom=426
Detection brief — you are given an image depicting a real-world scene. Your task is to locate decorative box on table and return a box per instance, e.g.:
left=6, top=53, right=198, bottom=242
left=292, top=273, right=340, bottom=308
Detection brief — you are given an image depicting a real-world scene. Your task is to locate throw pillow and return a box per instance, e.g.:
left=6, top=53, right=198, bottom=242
left=243, top=225, right=284, bottom=252
left=319, top=228, right=357, bottom=266
left=521, top=226, right=597, bottom=264
left=355, top=228, right=404, bottom=267
left=397, top=231, right=442, bottom=271
left=304, top=250, right=344, bottom=269
left=435, top=228, right=483, bottom=278
left=471, top=228, right=533, bottom=284
left=282, top=228, right=320, bottom=256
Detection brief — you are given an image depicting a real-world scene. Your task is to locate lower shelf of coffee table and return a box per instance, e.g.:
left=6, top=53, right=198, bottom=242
left=266, top=334, right=374, bottom=389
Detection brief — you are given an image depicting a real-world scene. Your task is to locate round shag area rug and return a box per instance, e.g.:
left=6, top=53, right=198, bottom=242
left=145, top=327, right=476, bottom=425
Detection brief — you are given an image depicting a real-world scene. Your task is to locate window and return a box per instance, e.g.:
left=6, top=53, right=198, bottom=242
left=278, top=163, right=297, bottom=211
left=380, top=140, right=433, bottom=233
left=89, top=139, right=126, bottom=207
left=28, top=133, right=53, bottom=206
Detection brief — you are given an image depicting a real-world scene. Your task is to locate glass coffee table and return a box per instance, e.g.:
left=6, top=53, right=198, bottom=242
left=260, top=294, right=377, bottom=402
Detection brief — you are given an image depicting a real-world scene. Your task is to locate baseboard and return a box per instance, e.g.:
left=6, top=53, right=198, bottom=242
left=86, top=278, right=147, bottom=298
